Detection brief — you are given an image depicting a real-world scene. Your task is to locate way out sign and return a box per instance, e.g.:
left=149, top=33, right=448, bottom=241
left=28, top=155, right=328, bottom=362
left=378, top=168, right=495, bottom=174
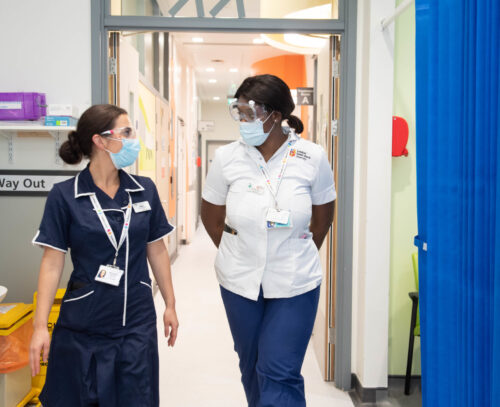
left=297, top=88, right=315, bottom=105
left=0, top=170, right=78, bottom=196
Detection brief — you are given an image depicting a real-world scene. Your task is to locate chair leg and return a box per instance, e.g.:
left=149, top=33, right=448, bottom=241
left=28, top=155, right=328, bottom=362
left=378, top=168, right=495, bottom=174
left=405, top=298, right=418, bottom=395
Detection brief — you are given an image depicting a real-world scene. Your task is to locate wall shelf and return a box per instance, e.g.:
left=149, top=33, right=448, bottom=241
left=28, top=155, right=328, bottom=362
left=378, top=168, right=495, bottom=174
left=0, top=122, right=75, bottom=165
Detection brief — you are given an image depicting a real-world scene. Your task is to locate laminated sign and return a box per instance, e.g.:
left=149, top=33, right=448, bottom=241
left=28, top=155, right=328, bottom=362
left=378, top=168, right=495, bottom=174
left=297, top=88, right=315, bottom=105
left=0, top=170, right=78, bottom=196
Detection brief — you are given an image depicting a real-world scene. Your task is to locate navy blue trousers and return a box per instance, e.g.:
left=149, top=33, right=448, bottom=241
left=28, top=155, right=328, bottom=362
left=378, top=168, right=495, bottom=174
left=220, top=285, right=321, bottom=407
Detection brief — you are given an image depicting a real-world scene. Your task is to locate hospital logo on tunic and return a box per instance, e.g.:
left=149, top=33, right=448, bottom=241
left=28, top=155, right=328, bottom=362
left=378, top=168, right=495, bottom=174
left=289, top=149, right=297, bottom=157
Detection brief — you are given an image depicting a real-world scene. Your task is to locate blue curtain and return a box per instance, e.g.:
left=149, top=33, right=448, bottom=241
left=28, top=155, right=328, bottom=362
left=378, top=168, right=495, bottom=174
left=415, top=1, right=500, bottom=405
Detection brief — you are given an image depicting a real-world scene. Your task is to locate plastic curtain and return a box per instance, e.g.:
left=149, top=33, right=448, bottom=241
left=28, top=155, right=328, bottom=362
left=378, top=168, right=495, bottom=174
left=415, top=1, right=500, bottom=406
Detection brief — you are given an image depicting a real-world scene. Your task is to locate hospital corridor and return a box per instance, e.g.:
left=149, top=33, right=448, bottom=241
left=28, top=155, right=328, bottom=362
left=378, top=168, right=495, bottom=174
left=155, top=225, right=353, bottom=407
left=2, top=0, right=499, bottom=406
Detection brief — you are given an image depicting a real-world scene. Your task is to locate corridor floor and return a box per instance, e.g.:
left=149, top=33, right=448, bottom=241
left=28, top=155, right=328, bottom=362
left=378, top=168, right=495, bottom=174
left=155, top=224, right=354, bottom=407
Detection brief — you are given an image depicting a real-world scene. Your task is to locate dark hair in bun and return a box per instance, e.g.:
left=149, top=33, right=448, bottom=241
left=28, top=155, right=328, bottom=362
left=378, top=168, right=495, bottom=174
left=286, top=115, right=304, bottom=134
left=234, top=74, right=304, bottom=134
left=59, top=104, right=128, bottom=164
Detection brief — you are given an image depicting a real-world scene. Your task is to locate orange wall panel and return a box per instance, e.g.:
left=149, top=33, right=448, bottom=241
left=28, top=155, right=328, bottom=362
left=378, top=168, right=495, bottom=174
left=251, top=55, right=309, bottom=139
left=251, top=55, right=306, bottom=89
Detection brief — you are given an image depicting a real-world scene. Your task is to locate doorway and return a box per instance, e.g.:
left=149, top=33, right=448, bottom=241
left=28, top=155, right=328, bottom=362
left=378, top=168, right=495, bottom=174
left=92, top=0, right=357, bottom=389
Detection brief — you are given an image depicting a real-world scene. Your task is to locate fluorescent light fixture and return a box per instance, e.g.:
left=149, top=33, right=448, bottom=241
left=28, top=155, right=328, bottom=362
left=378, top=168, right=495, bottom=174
left=209, top=79, right=217, bottom=83
left=253, top=38, right=265, bottom=44
left=229, top=68, right=238, bottom=73
left=206, top=67, right=215, bottom=72
left=192, top=37, right=204, bottom=43
left=213, top=96, right=221, bottom=101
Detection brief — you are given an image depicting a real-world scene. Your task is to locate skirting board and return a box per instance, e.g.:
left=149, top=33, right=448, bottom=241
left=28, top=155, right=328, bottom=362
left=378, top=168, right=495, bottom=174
left=349, top=374, right=388, bottom=404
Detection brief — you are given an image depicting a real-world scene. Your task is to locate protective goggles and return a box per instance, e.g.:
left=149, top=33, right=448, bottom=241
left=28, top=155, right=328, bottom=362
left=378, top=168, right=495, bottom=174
left=100, top=126, right=136, bottom=139
left=229, top=100, right=269, bottom=123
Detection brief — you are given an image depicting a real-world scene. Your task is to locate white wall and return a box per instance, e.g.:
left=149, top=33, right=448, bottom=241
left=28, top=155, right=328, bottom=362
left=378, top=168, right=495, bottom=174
left=351, top=0, right=395, bottom=389
left=0, top=0, right=91, bottom=303
left=0, top=1, right=92, bottom=114
left=171, top=39, right=199, bottom=242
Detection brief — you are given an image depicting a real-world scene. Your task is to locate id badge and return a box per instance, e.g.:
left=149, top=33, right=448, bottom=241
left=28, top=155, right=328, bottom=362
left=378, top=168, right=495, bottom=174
left=266, top=208, right=292, bottom=229
left=133, top=201, right=151, bottom=213
left=95, top=265, right=124, bottom=286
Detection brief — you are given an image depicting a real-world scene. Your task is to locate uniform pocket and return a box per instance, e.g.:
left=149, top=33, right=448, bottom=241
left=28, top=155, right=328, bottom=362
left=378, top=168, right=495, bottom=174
left=140, top=280, right=152, bottom=289
left=63, top=290, right=95, bottom=303
left=215, top=231, right=250, bottom=276
left=226, top=184, right=263, bottom=229
left=58, top=285, right=97, bottom=331
left=63, top=281, right=95, bottom=303
left=290, top=237, right=321, bottom=288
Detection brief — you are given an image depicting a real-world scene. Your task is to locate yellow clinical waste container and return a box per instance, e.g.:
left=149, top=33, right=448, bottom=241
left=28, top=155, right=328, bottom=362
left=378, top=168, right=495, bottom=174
left=0, top=302, right=34, bottom=407
left=30, top=288, right=65, bottom=402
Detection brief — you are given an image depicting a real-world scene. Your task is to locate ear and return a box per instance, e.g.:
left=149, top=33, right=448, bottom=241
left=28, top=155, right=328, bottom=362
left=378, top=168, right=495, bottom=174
left=272, top=111, right=282, bottom=123
left=92, top=134, right=107, bottom=151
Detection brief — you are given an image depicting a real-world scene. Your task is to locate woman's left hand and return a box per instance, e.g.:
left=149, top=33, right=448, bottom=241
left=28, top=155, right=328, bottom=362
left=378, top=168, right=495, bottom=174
left=163, top=306, right=179, bottom=347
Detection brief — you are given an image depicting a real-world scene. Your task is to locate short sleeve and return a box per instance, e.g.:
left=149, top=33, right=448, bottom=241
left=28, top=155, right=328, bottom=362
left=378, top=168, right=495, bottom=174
left=147, top=180, right=174, bottom=243
left=202, top=148, right=228, bottom=205
left=311, top=148, right=337, bottom=205
left=32, top=184, right=70, bottom=252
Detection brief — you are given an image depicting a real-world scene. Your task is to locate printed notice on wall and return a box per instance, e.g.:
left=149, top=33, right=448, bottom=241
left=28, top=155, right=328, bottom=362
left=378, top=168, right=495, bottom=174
left=0, top=170, right=78, bottom=196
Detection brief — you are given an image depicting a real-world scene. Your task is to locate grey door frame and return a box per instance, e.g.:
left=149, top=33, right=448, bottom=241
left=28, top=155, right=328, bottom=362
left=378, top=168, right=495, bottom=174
left=90, top=0, right=357, bottom=390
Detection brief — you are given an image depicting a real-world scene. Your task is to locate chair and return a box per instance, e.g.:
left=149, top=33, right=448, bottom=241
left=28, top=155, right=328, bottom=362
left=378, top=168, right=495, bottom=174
left=405, top=252, right=420, bottom=395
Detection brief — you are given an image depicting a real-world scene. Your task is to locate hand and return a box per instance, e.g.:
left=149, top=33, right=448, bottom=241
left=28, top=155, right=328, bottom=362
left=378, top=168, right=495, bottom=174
left=30, top=326, right=50, bottom=376
left=163, top=306, right=179, bottom=347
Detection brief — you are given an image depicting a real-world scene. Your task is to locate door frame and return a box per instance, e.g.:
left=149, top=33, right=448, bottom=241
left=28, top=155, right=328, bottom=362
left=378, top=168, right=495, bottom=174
left=90, top=0, right=357, bottom=390
left=205, top=139, right=234, bottom=177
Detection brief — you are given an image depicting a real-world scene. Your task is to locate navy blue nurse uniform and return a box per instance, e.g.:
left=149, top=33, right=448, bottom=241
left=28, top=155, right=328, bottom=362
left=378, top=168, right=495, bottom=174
left=32, top=165, right=173, bottom=407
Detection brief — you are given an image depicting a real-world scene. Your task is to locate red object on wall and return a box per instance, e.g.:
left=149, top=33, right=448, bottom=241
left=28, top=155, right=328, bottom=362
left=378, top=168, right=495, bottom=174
left=392, top=116, right=409, bottom=157
left=196, top=156, right=201, bottom=167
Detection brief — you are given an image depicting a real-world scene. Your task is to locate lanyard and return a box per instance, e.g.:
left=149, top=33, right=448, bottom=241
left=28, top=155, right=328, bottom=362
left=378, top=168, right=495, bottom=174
left=257, top=139, right=295, bottom=209
left=89, top=193, right=132, bottom=266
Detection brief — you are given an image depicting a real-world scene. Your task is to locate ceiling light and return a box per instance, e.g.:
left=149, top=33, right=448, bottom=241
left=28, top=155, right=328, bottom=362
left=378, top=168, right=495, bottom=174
left=192, top=37, right=204, bottom=43
left=253, top=38, right=265, bottom=44
left=209, top=79, right=217, bottom=83
left=229, top=68, right=238, bottom=73
left=213, top=96, right=221, bottom=101
left=206, top=67, right=215, bottom=72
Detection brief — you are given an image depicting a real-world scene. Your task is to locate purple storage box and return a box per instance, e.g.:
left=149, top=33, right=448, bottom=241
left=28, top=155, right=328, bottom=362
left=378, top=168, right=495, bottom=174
left=0, top=93, right=47, bottom=120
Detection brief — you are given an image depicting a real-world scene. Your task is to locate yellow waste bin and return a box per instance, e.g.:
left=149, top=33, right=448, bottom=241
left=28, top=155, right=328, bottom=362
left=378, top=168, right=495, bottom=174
left=30, top=288, right=65, bottom=404
left=0, top=302, right=33, bottom=407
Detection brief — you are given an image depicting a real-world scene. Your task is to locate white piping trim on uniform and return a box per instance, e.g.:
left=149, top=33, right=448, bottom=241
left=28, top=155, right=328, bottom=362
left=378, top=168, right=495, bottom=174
left=63, top=290, right=94, bottom=302
left=74, top=173, right=95, bottom=198
left=147, top=226, right=176, bottom=244
left=92, top=208, right=125, bottom=213
left=140, top=281, right=152, bottom=289
left=123, top=171, right=145, bottom=192
left=32, top=231, right=68, bottom=253
left=122, top=225, right=129, bottom=327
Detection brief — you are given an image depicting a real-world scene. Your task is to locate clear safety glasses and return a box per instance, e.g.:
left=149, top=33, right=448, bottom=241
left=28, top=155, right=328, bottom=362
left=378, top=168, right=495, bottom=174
left=229, top=100, right=269, bottom=123
left=100, top=126, right=136, bottom=139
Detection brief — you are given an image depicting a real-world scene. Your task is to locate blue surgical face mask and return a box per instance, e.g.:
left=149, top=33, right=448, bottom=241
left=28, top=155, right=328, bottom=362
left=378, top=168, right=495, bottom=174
left=239, top=113, right=276, bottom=147
left=105, top=137, right=141, bottom=169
